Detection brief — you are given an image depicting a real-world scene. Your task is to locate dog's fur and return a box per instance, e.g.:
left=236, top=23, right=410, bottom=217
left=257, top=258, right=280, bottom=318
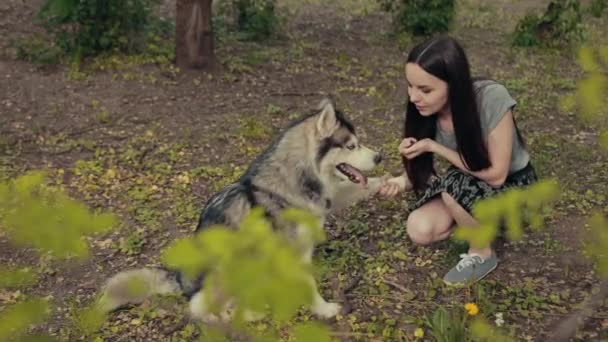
left=98, top=99, right=388, bottom=321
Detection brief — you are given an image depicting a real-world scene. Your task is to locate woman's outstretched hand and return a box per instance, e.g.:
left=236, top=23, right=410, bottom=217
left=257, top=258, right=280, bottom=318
left=377, top=175, right=408, bottom=197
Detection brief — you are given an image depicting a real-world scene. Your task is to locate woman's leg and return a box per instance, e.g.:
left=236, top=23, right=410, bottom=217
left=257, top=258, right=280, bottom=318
left=440, top=192, right=498, bottom=284
left=440, top=192, right=492, bottom=259
left=406, top=196, right=454, bottom=245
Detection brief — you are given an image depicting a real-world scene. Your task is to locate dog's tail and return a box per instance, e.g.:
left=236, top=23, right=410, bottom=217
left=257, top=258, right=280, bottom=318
left=97, top=268, right=181, bottom=312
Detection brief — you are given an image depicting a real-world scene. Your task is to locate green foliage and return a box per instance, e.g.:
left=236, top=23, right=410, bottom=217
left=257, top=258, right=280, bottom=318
left=163, top=208, right=330, bottom=339
left=574, top=45, right=608, bottom=122
left=584, top=213, right=608, bottom=276
left=216, top=0, right=280, bottom=41
left=469, top=317, right=513, bottom=342
left=239, top=117, right=271, bottom=139
left=163, top=208, right=333, bottom=340
left=455, top=180, right=560, bottom=249
left=0, top=299, right=50, bottom=341
left=13, top=35, right=64, bottom=65
left=38, top=0, right=166, bottom=57
left=69, top=303, right=107, bottom=336
left=293, top=322, right=331, bottom=342
left=0, top=171, right=117, bottom=258
left=0, top=268, right=37, bottom=289
left=378, top=0, right=456, bottom=36
left=0, top=171, right=119, bottom=340
left=424, top=306, right=467, bottom=342
left=236, top=0, right=279, bottom=40
left=511, top=14, right=544, bottom=47
left=589, top=0, right=607, bottom=17
left=512, top=0, right=584, bottom=47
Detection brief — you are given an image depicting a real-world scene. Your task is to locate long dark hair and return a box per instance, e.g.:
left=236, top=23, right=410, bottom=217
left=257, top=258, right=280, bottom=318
left=404, top=36, right=490, bottom=192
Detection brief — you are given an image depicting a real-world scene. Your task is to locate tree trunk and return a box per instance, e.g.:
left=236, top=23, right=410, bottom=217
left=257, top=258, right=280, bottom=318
left=176, top=0, right=215, bottom=69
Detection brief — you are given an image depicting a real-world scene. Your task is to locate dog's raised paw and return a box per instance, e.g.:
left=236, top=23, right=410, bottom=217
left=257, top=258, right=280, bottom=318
left=312, top=302, right=341, bottom=319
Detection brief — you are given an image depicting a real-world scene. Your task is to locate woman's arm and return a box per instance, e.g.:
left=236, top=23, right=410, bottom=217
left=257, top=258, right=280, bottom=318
left=402, top=111, right=515, bottom=187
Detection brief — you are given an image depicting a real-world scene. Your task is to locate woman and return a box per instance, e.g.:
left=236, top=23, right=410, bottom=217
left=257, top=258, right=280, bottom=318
left=379, top=36, right=537, bottom=285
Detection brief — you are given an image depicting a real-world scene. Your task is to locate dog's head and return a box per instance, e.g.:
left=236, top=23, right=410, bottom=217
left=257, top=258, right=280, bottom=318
left=313, top=98, right=382, bottom=186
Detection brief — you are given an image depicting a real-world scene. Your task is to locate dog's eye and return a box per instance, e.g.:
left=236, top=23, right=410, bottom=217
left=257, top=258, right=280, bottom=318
left=347, top=144, right=356, bottom=150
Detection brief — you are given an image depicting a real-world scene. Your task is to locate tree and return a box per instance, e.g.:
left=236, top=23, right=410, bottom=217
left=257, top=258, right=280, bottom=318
left=176, top=0, right=216, bottom=69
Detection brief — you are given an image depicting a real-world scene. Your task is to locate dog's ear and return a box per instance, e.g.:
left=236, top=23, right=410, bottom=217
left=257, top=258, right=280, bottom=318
left=316, top=98, right=338, bottom=137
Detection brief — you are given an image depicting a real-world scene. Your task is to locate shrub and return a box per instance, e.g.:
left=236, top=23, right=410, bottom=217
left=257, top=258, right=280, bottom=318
left=512, top=0, right=584, bottom=47
left=215, top=0, right=280, bottom=41
left=378, top=0, right=456, bottom=36
left=38, top=0, right=163, bottom=57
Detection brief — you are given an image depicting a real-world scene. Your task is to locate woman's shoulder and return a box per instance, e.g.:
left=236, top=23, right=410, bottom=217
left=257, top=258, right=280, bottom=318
left=474, top=80, right=515, bottom=106
left=474, top=79, right=509, bottom=94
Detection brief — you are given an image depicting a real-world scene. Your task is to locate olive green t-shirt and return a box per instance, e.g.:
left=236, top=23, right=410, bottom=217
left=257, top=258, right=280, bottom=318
left=435, top=80, right=530, bottom=174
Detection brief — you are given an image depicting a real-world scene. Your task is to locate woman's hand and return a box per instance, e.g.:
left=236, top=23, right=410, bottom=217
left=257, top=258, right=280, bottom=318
left=400, top=138, right=436, bottom=159
left=399, top=137, right=417, bottom=154
left=377, top=175, right=407, bottom=197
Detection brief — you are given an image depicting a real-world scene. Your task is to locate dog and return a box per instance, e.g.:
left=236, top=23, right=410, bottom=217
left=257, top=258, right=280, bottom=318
left=98, top=98, right=392, bottom=321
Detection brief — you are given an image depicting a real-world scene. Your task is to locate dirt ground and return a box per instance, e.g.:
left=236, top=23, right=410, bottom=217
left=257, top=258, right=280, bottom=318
left=1, top=0, right=607, bottom=341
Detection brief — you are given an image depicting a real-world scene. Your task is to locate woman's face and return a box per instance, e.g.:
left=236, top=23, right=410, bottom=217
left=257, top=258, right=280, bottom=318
left=405, top=63, right=449, bottom=116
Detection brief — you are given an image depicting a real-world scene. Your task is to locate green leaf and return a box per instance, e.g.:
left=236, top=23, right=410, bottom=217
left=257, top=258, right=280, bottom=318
left=577, top=74, right=606, bottom=120
left=600, top=131, right=608, bottom=151
left=72, top=305, right=107, bottom=336
left=584, top=213, right=608, bottom=276
left=454, top=180, right=560, bottom=248
left=599, top=45, right=608, bottom=64
left=293, top=322, right=331, bottom=342
left=469, top=317, right=513, bottom=342
left=199, top=326, right=230, bottom=342
left=279, top=208, right=325, bottom=243
left=577, top=46, right=600, bottom=73
left=163, top=208, right=317, bottom=324
left=0, top=171, right=117, bottom=259
left=0, top=299, right=50, bottom=340
left=454, top=223, right=498, bottom=249
left=39, top=0, right=78, bottom=21
left=0, top=267, right=37, bottom=289
left=161, top=236, right=208, bottom=279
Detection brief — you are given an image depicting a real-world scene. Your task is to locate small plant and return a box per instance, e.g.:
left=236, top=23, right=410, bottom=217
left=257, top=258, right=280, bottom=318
left=38, top=0, right=165, bottom=57
left=424, top=306, right=467, bottom=342
left=95, top=108, right=111, bottom=124
left=236, top=0, right=279, bottom=40
left=378, top=0, right=456, bottom=36
left=239, top=117, right=270, bottom=139
left=13, top=35, right=64, bottom=65
left=215, top=0, right=280, bottom=41
left=589, top=0, right=607, bottom=17
left=512, top=0, right=584, bottom=47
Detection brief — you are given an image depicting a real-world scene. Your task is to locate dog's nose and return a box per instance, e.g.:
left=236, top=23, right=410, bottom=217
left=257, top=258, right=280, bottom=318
left=374, top=153, right=383, bottom=164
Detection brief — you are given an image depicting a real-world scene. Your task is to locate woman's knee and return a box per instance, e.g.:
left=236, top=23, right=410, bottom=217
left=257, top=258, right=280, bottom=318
left=406, top=211, right=436, bottom=245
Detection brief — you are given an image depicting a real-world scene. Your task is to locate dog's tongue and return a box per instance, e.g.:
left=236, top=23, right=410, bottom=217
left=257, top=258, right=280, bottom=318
left=338, top=163, right=368, bottom=186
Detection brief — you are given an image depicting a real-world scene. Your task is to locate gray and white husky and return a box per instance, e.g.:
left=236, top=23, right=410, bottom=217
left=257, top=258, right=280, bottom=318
left=98, top=98, right=391, bottom=321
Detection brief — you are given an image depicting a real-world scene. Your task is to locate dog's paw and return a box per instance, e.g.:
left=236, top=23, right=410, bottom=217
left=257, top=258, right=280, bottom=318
left=312, top=302, right=341, bottom=319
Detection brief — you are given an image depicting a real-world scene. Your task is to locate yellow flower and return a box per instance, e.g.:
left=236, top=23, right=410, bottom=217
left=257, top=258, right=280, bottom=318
left=414, top=328, right=424, bottom=338
left=464, top=303, right=479, bottom=316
